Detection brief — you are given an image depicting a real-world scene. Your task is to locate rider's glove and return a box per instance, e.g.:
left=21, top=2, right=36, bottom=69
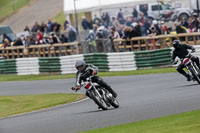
left=92, top=70, right=97, bottom=76
left=191, top=49, right=195, bottom=53
left=74, top=86, right=80, bottom=92
left=172, top=60, right=178, bottom=65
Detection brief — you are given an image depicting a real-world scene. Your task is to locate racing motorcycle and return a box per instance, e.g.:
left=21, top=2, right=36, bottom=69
left=182, top=53, right=200, bottom=84
left=72, top=76, right=119, bottom=110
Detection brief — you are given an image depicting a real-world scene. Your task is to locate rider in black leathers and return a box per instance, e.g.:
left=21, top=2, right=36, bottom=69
left=73, top=60, right=117, bottom=98
left=171, top=40, right=200, bottom=81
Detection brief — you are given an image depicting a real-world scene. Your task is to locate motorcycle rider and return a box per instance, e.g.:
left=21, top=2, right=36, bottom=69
left=73, top=60, right=118, bottom=98
left=172, top=40, right=200, bottom=81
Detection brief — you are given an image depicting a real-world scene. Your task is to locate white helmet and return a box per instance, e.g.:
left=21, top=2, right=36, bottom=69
left=153, top=20, right=158, bottom=25
left=131, top=22, right=138, bottom=28
left=75, top=60, right=86, bottom=70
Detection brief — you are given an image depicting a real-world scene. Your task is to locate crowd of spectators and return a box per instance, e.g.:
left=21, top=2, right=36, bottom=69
left=2, top=7, right=200, bottom=50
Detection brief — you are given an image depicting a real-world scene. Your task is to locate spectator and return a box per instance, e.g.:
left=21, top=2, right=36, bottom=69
left=24, top=25, right=30, bottom=32
left=2, top=33, right=12, bottom=48
left=35, top=30, right=43, bottom=44
left=132, top=6, right=138, bottom=18
left=85, top=30, right=96, bottom=41
left=111, top=17, right=121, bottom=31
left=152, top=20, right=161, bottom=35
left=68, top=28, right=77, bottom=42
left=31, top=21, right=40, bottom=33
left=81, top=16, right=90, bottom=30
left=53, top=21, right=61, bottom=33
left=43, top=33, right=50, bottom=44
left=174, top=22, right=187, bottom=34
left=174, top=22, right=187, bottom=41
left=117, top=9, right=125, bottom=24
left=93, top=14, right=101, bottom=24
left=64, top=19, right=69, bottom=30
left=40, top=22, right=46, bottom=33
left=24, top=35, right=35, bottom=47
left=60, top=34, right=68, bottom=43
left=13, top=37, right=23, bottom=46
left=49, top=32, right=60, bottom=44
left=141, top=4, right=148, bottom=17
left=191, top=13, right=200, bottom=32
left=180, top=18, right=189, bottom=29
left=131, top=22, right=141, bottom=37
left=81, top=16, right=90, bottom=38
left=47, top=19, right=54, bottom=32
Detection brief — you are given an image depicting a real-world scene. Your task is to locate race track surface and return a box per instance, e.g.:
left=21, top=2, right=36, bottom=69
left=0, top=73, right=200, bottom=133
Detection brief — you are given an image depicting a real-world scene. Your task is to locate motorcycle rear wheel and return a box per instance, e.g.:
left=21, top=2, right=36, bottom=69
left=110, top=97, right=119, bottom=108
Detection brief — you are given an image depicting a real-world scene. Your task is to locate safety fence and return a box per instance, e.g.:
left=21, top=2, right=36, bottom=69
left=1, top=32, right=200, bottom=60
left=134, top=48, right=172, bottom=69
left=113, top=32, right=200, bottom=52
left=0, top=48, right=176, bottom=75
left=0, top=42, right=81, bottom=59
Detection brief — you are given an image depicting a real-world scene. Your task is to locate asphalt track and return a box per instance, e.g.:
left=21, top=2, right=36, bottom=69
left=0, top=73, right=200, bottom=133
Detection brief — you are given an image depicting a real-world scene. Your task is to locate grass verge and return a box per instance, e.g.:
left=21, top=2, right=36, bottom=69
left=79, top=109, right=200, bottom=133
left=0, top=67, right=176, bottom=82
left=0, top=93, right=86, bottom=118
left=0, top=0, right=32, bottom=21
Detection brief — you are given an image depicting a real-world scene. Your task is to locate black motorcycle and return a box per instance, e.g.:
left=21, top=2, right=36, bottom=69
left=72, top=76, right=119, bottom=110
left=182, top=53, right=200, bottom=84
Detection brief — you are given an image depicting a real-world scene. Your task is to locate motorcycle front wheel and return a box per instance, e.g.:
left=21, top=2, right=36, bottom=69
left=188, top=65, right=200, bottom=84
left=90, top=90, right=108, bottom=110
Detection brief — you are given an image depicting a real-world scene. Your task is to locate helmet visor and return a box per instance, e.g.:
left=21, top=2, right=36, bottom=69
left=76, top=65, right=84, bottom=71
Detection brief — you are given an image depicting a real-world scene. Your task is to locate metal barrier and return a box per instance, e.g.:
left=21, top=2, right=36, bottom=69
left=113, top=32, right=200, bottom=52
left=0, top=42, right=81, bottom=59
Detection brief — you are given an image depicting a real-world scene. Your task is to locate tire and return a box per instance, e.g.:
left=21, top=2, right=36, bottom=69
left=90, top=90, right=108, bottom=110
left=179, top=13, right=189, bottom=21
left=188, top=65, right=200, bottom=84
left=110, top=97, right=119, bottom=108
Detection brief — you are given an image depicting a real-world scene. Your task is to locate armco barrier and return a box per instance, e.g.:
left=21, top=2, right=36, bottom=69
left=107, top=52, right=136, bottom=71
left=39, top=57, right=61, bottom=74
left=0, top=59, right=17, bottom=74
left=84, top=53, right=109, bottom=72
left=16, top=58, right=39, bottom=75
left=3, top=47, right=200, bottom=75
left=60, top=54, right=84, bottom=74
left=134, top=48, right=172, bottom=69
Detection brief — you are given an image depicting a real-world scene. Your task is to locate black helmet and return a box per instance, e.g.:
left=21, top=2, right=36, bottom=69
left=173, top=40, right=180, bottom=48
left=75, top=60, right=86, bottom=70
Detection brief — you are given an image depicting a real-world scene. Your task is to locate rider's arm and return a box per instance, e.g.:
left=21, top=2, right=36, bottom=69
left=184, top=44, right=195, bottom=51
left=171, top=50, right=177, bottom=63
left=75, top=72, right=82, bottom=87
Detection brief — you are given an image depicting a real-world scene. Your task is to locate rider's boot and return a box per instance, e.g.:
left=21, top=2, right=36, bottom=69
left=97, top=79, right=117, bottom=98
left=183, top=73, right=191, bottom=81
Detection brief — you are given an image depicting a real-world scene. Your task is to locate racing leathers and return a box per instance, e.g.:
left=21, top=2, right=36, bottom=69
left=172, top=44, right=200, bottom=81
left=75, top=64, right=117, bottom=98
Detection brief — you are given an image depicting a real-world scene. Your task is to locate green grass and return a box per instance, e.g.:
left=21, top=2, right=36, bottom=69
left=0, top=93, right=86, bottom=118
left=79, top=109, right=200, bottom=133
left=0, top=67, right=177, bottom=82
left=0, top=0, right=31, bottom=20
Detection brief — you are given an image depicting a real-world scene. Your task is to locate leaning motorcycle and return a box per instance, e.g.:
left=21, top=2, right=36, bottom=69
left=182, top=53, right=200, bottom=84
left=72, top=76, right=119, bottom=110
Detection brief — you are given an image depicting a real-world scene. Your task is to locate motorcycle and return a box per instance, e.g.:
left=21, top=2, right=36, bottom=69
left=72, top=76, right=119, bottom=110
left=182, top=53, right=200, bottom=84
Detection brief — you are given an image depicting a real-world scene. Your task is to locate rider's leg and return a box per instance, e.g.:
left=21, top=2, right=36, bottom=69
left=92, top=76, right=117, bottom=98
left=177, top=63, right=191, bottom=81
